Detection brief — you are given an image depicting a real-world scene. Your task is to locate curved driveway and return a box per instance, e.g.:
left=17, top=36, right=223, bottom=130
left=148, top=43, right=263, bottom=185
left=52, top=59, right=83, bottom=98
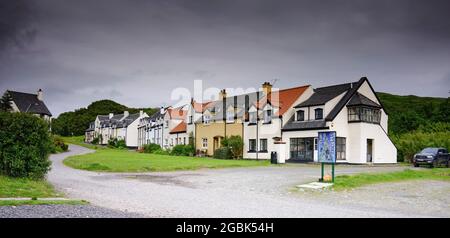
left=47, top=144, right=430, bottom=217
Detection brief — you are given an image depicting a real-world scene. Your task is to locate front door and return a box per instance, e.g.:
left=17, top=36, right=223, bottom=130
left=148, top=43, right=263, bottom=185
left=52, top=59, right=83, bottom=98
left=290, top=138, right=314, bottom=162
left=367, top=139, right=373, bottom=163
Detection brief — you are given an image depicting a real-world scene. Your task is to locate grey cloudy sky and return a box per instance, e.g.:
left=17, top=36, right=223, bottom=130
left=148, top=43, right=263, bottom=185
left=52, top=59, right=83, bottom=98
left=1, top=0, right=449, bottom=116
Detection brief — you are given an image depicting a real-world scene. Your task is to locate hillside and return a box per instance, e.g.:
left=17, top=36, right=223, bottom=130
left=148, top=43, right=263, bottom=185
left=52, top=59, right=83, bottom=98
left=51, top=100, right=158, bottom=136
left=377, top=92, right=449, bottom=135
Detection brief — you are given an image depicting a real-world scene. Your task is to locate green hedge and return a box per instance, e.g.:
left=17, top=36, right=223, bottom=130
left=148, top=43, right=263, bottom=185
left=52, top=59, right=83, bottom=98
left=171, top=144, right=195, bottom=156
left=143, top=143, right=162, bottom=153
left=213, top=147, right=233, bottom=160
left=0, top=112, right=52, bottom=179
left=392, top=131, right=450, bottom=162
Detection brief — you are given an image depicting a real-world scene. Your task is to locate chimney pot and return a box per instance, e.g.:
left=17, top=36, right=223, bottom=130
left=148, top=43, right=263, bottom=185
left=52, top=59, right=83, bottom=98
left=37, top=89, right=43, bottom=101
left=262, top=82, right=272, bottom=95
left=219, top=89, right=227, bottom=100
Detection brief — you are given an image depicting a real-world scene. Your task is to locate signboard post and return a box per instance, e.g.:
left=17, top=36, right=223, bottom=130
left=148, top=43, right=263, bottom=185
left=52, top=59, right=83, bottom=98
left=317, top=131, right=337, bottom=183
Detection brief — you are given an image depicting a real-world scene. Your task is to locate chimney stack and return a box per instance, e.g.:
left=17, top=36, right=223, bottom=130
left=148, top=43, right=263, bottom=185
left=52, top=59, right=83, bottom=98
left=139, top=110, right=143, bottom=117
left=219, top=89, right=227, bottom=100
left=262, top=82, right=272, bottom=96
left=124, top=111, right=129, bottom=118
left=109, top=113, right=114, bottom=119
left=37, top=89, right=43, bottom=101
left=160, top=106, right=164, bottom=114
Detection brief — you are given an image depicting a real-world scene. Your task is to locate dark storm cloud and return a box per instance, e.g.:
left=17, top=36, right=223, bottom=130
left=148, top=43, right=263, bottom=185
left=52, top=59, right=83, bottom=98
left=0, top=0, right=449, bottom=116
left=0, top=0, right=37, bottom=51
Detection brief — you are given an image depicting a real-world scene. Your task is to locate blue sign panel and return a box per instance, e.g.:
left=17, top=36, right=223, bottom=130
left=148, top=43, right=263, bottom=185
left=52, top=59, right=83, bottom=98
left=318, top=131, right=336, bottom=163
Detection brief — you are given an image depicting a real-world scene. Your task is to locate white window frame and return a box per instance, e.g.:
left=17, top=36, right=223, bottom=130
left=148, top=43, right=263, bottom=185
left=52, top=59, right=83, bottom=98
left=202, top=138, right=208, bottom=148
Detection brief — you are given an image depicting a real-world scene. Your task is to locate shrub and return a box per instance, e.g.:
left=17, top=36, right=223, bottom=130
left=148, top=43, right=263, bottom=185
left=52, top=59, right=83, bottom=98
left=0, top=112, right=52, bottom=179
left=213, top=147, right=233, bottom=160
left=92, top=135, right=100, bottom=145
left=153, top=148, right=170, bottom=155
left=170, top=144, right=195, bottom=156
left=392, top=131, right=450, bottom=162
left=51, top=135, right=69, bottom=153
left=143, top=143, right=162, bottom=153
left=221, top=135, right=244, bottom=159
left=108, top=138, right=127, bottom=149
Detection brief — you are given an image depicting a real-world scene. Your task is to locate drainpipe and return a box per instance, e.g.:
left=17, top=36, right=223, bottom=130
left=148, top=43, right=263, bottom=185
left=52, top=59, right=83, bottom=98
left=256, top=91, right=261, bottom=160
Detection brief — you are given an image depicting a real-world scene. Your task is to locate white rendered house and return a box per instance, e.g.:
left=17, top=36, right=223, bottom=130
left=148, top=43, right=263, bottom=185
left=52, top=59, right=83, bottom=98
left=4, top=89, right=52, bottom=122
left=243, top=83, right=313, bottom=160
left=281, top=77, right=397, bottom=164
left=86, top=110, right=148, bottom=148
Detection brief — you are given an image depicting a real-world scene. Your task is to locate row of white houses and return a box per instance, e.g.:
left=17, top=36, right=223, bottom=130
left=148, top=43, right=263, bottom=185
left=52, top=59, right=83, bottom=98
left=86, top=77, right=397, bottom=164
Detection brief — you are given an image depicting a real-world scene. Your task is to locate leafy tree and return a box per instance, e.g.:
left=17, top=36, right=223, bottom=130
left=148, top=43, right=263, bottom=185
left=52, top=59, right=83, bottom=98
left=0, top=91, right=13, bottom=112
left=52, top=99, right=158, bottom=136
left=0, top=112, right=52, bottom=178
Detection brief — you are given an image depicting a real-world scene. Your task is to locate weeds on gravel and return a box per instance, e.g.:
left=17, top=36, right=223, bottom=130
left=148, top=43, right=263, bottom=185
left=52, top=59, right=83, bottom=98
left=0, top=200, right=88, bottom=206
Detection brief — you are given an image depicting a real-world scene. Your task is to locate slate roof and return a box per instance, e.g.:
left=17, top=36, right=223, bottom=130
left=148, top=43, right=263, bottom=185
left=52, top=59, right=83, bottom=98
left=7, top=90, right=52, bottom=116
left=347, top=92, right=381, bottom=108
left=282, top=119, right=329, bottom=131
left=207, top=91, right=262, bottom=121
left=294, top=82, right=357, bottom=108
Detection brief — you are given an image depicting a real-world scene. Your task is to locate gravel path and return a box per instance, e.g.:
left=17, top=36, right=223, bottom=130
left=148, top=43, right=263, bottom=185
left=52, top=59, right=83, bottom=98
left=0, top=205, right=141, bottom=218
left=40, top=144, right=450, bottom=217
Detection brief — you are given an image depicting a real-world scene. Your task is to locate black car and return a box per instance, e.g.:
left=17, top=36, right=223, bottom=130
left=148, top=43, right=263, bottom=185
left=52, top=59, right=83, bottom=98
left=413, top=147, right=449, bottom=168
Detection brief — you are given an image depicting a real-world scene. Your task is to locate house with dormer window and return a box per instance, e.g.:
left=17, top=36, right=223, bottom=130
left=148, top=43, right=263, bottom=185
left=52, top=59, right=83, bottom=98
left=243, top=83, right=313, bottom=160
left=281, top=77, right=396, bottom=164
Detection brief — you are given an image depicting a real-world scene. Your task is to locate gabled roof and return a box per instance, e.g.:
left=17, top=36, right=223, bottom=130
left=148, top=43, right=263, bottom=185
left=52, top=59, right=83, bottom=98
left=347, top=92, right=381, bottom=108
left=170, top=121, right=187, bottom=134
left=7, top=90, right=52, bottom=116
left=294, top=82, right=356, bottom=108
left=205, top=91, right=263, bottom=121
left=192, top=100, right=212, bottom=113
left=255, top=85, right=310, bottom=116
left=97, top=115, right=110, bottom=121
left=166, top=108, right=187, bottom=120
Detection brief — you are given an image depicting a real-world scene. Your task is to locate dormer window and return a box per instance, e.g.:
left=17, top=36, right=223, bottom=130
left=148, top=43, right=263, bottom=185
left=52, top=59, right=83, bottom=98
left=314, top=108, right=323, bottom=120
left=296, top=110, right=305, bottom=121
left=249, top=112, right=257, bottom=124
left=203, top=115, right=210, bottom=124
left=226, top=111, right=234, bottom=123
left=188, top=115, right=193, bottom=124
left=264, top=109, right=272, bottom=124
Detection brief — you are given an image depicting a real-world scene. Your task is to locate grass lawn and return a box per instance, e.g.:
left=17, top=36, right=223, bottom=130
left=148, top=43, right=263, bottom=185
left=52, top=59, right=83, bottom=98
left=0, top=176, right=87, bottom=206
left=64, top=148, right=271, bottom=172
left=61, top=136, right=99, bottom=150
left=0, top=175, right=60, bottom=198
left=333, top=168, right=450, bottom=190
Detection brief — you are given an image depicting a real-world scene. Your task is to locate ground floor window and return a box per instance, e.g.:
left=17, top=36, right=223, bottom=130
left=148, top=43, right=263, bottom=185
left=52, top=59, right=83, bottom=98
left=290, top=137, right=314, bottom=161
left=249, top=139, right=256, bottom=152
left=260, top=139, right=268, bottom=152
left=202, top=138, right=208, bottom=148
left=336, top=137, right=346, bottom=160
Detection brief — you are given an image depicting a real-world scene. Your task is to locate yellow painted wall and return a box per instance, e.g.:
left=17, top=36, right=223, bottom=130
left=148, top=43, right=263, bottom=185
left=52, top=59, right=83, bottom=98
left=195, top=120, right=243, bottom=156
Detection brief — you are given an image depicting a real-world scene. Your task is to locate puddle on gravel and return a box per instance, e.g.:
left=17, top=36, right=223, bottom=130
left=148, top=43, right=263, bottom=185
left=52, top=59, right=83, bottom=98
left=123, top=174, right=199, bottom=188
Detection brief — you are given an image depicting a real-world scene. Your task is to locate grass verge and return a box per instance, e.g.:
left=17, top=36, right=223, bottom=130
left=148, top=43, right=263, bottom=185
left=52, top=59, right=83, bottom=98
left=333, top=168, right=450, bottom=190
left=61, top=136, right=99, bottom=150
left=0, top=200, right=88, bottom=206
left=64, top=148, right=270, bottom=172
left=0, top=176, right=61, bottom=198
